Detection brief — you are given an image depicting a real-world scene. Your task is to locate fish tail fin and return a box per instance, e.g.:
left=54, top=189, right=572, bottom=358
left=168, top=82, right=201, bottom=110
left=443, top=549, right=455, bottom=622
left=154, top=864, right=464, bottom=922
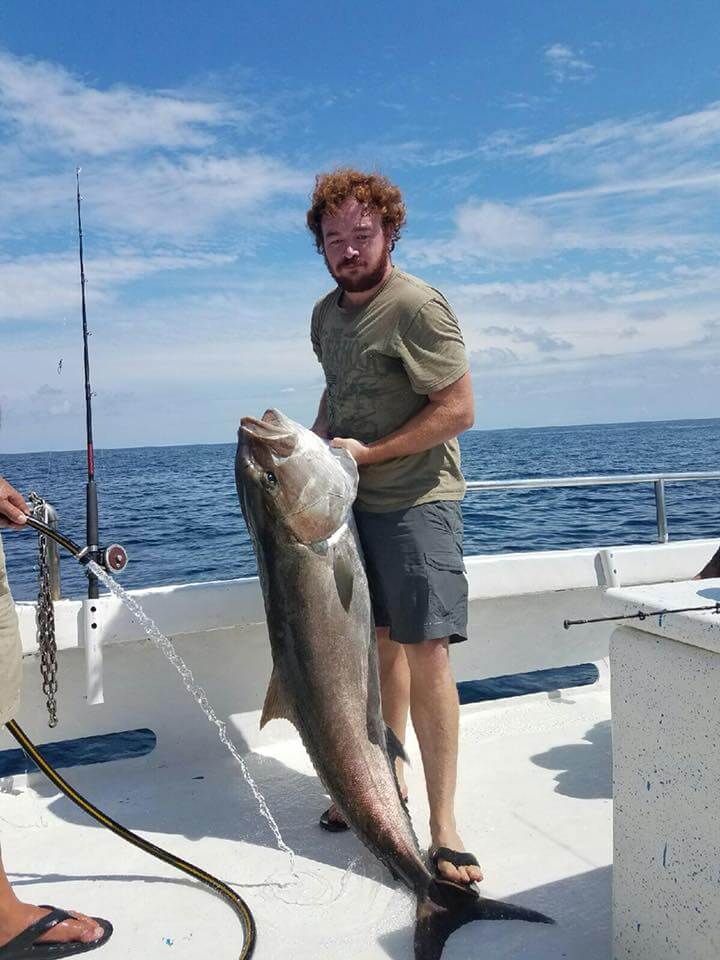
left=414, top=880, right=553, bottom=960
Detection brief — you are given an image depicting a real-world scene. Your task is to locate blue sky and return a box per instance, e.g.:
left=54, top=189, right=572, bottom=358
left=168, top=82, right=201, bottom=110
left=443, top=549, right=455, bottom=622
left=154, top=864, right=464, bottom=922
left=0, top=0, right=718, bottom=452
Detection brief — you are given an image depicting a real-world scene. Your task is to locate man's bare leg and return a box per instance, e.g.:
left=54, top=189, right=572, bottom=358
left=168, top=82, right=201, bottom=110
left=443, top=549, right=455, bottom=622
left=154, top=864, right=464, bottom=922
left=0, top=852, right=104, bottom=947
left=377, top=627, right=411, bottom=797
left=404, top=637, right=483, bottom=885
left=323, top=627, right=410, bottom=826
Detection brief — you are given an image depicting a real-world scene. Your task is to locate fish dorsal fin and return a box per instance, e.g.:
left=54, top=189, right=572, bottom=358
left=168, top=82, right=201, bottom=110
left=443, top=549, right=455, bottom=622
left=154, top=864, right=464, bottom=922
left=260, top=667, right=296, bottom=729
left=333, top=551, right=354, bottom=612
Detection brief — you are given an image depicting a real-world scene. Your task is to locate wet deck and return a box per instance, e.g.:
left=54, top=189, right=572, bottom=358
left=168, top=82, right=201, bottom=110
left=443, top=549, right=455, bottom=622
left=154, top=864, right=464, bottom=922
left=0, top=669, right=612, bottom=959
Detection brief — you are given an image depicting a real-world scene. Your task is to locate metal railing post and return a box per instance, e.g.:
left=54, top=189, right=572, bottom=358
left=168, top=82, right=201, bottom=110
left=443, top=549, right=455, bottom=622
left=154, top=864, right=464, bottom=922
left=654, top=479, right=668, bottom=543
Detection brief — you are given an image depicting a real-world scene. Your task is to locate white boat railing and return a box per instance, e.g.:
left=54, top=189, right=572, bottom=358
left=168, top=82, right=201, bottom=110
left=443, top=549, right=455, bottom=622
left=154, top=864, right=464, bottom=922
left=465, top=470, right=720, bottom=543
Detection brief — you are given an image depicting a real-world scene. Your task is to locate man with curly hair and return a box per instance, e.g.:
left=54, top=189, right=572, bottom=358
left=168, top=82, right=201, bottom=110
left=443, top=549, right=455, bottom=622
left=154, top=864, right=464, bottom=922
left=306, top=169, right=481, bottom=887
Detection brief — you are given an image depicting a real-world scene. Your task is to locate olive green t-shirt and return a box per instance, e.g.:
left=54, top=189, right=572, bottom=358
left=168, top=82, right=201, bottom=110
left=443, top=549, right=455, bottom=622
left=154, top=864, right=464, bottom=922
left=311, top=267, right=469, bottom=512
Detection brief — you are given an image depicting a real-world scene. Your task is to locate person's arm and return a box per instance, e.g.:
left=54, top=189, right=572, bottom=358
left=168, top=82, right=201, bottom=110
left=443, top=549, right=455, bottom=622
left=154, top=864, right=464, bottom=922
left=0, top=477, right=30, bottom=528
left=311, top=389, right=330, bottom=440
left=331, top=372, right=474, bottom=466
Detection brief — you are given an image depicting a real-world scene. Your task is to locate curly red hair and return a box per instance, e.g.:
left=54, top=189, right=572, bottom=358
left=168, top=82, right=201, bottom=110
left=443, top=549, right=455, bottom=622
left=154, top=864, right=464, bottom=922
left=306, top=169, right=407, bottom=253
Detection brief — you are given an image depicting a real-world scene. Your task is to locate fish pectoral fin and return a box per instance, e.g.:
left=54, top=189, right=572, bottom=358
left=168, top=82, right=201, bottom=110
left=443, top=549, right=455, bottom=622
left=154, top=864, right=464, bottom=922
left=332, top=551, right=354, bottom=611
left=260, top=668, right=296, bottom=729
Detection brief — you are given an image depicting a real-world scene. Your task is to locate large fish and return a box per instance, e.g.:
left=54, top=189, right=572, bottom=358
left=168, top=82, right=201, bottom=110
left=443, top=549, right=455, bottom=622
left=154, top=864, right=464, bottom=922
left=236, top=409, right=552, bottom=959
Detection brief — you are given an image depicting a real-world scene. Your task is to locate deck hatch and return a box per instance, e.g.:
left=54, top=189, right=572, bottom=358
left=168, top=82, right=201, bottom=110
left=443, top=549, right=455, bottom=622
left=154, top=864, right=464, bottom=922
left=0, top=727, right=157, bottom=776
left=457, top=663, right=599, bottom=704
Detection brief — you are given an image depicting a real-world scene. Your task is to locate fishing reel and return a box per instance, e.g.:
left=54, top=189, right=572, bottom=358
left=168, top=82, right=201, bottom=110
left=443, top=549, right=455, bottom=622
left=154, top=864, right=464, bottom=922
left=99, top=543, right=129, bottom=573
left=76, top=542, right=129, bottom=574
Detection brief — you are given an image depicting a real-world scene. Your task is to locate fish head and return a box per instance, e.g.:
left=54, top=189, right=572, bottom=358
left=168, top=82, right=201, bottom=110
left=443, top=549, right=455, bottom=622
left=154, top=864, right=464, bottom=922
left=236, top=409, right=358, bottom=544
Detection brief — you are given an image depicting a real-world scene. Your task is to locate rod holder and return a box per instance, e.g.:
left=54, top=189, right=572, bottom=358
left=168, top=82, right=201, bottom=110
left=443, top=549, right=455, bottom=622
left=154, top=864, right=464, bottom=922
left=81, top=598, right=104, bottom=705
left=598, top=548, right=620, bottom=587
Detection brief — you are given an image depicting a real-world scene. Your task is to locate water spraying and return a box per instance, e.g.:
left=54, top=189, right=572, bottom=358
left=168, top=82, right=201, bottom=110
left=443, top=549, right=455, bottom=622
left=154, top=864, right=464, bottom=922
left=20, top=514, right=294, bottom=869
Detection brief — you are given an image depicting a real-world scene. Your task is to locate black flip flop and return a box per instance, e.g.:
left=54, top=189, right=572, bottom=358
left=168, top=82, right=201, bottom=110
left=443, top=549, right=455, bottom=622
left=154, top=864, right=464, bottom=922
left=429, top=846, right=483, bottom=885
left=0, top=908, right=112, bottom=958
left=319, top=806, right=349, bottom=832
left=320, top=790, right=409, bottom=833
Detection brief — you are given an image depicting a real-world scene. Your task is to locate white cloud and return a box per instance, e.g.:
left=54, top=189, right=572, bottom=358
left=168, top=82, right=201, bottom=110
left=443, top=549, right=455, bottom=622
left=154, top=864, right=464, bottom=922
left=0, top=155, right=309, bottom=246
left=447, top=265, right=720, bottom=383
left=452, top=273, right=630, bottom=304
left=402, top=100, right=720, bottom=270
left=85, top=154, right=308, bottom=239
left=406, top=196, right=711, bottom=266
left=483, top=325, right=573, bottom=353
left=455, top=202, right=550, bottom=257
left=521, top=101, right=720, bottom=160
left=0, top=51, right=240, bottom=155
left=471, top=346, right=520, bottom=369
left=543, top=44, right=594, bottom=84
left=0, top=54, right=310, bottom=246
left=527, top=170, right=720, bottom=205
left=0, top=250, right=234, bottom=321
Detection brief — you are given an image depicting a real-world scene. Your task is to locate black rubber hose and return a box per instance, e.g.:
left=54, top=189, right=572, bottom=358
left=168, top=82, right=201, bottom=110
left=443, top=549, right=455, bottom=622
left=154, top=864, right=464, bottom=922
left=6, top=727, right=257, bottom=958
left=22, top=514, right=84, bottom=560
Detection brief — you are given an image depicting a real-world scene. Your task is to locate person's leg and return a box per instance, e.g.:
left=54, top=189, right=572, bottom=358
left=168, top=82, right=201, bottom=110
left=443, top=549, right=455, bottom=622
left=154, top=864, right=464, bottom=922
left=377, top=627, right=411, bottom=797
left=0, top=851, right=104, bottom=947
left=0, top=540, right=108, bottom=948
left=377, top=627, right=410, bottom=797
left=404, top=637, right=483, bottom=885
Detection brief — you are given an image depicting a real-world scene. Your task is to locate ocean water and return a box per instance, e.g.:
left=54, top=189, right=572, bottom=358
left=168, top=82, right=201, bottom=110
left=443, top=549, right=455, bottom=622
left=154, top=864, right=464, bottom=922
left=2, top=418, right=719, bottom=602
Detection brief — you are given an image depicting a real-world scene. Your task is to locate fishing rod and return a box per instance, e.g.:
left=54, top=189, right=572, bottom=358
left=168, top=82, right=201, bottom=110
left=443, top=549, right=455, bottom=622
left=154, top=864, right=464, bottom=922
left=564, top=602, right=720, bottom=629
left=76, top=167, right=101, bottom=600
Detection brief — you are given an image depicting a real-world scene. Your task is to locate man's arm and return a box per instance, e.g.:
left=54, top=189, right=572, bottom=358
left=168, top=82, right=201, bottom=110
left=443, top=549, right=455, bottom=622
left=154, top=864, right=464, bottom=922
left=311, top=389, right=330, bottom=440
left=0, top=477, right=30, bottom=528
left=331, top=372, right=474, bottom=466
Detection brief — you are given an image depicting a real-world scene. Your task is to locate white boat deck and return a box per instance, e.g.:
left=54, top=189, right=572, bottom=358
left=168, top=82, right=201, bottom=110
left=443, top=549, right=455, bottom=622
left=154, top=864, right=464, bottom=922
left=8, top=535, right=715, bottom=959
left=1, top=670, right=612, bottom=960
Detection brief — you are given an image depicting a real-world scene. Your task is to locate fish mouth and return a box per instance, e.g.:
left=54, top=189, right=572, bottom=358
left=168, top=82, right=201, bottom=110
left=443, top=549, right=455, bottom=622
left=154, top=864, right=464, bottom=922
left=238, top=409, right=297, bottom=472
left=240, top=408, right=285, bottom=435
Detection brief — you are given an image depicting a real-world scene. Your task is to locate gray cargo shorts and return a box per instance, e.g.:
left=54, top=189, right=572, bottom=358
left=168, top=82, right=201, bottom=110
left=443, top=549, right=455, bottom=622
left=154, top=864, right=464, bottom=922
left=0, top=535, right=22, bottom=725
left=353, top=500, right=468, bottom=645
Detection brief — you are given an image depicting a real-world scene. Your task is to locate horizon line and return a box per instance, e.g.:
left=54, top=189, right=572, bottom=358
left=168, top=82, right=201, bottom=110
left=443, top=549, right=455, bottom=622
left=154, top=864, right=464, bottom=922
left=2, top=414, right=718, bottom=457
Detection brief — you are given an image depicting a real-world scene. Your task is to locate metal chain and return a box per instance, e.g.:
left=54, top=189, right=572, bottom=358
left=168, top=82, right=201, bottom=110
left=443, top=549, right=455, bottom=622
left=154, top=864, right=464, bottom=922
left=29, top=493, right=59, bottom=727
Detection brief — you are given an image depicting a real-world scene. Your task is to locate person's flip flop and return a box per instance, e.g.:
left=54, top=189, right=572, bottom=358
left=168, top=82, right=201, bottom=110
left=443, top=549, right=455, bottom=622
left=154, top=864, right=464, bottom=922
left=429, top=846, right=483, bottom=885
left=320, top=791, right=409, bottom=833
left=0, top=907, right=112, bottom=958
left=319, top=806, right=349, bottom=832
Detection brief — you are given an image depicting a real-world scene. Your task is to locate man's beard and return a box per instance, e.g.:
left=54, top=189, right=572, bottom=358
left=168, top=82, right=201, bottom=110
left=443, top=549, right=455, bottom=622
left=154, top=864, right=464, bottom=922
left=326, top=248, right=390, bottom=294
